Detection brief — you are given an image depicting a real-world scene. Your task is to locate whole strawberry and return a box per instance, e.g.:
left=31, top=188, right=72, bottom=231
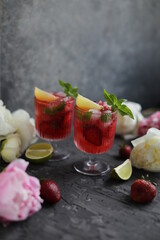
left=131, top=179, right=156, bottom=203
left=40, top=180, right=61, bottom=203
left=119, top=144, right=132, bottom=159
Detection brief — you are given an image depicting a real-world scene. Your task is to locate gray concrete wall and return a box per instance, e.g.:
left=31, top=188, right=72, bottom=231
left=1, top=0, right=160, bottom=115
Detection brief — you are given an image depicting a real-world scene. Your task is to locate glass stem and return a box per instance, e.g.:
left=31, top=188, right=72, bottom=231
left=53, top=142, right=58, bottom=153
left=88, top=155, right=96, bottom=166
left=48, top=140, right=70, bottom=160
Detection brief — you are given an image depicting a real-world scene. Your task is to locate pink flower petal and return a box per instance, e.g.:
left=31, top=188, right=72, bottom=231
left=0, top=159, right=42, bottom=223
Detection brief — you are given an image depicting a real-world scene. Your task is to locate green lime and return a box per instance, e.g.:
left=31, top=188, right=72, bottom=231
left=25, top=142, right=54, bottom=164
left=110, top=159, right=132, bottom=180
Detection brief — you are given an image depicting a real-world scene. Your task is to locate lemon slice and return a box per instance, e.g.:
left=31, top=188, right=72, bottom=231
left=110, top=159, right=132, bottom=180
left=76, top=94, right=103, bottom=111
left=34, top=87, right=59, bottom=102
left=25, top=142, right=54, bottom=164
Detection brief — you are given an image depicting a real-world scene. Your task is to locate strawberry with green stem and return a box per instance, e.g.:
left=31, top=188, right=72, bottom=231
left=131, top=175, right=157, bottom=203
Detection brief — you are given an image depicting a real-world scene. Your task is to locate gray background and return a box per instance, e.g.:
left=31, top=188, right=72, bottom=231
left=1, top=0, right=160, bottom=116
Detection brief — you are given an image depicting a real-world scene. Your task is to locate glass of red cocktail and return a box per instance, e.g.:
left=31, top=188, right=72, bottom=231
left=73, top=95, right=117, bottom=176
left=35, top=88, right=74, bottom=160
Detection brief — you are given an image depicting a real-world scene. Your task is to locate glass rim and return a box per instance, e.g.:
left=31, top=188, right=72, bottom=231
left=35, top=95, right=75, bottom=104
left=74, top=105, right=117, bottom=115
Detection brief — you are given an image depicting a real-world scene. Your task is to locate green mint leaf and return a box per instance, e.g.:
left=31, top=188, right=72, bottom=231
left=117, top=99, right=126, bottom=105
left=43, top=102, right=65, bottom=115
left=104, top=89, right=134, bottom=119
left=83, top=112, right=92, bottom=121
left=104, top=89, right=115, bottom=106
left=59, top=80, right=78, bottom=99
left=110, top=94, right=117, bottom=105
left=76, top=109, right=83, bottom=120
left=76, top=109, right=92, bottom=121
left=117, top=104, right=134, bottom=119
left=101, top=113, right=112, bottom=122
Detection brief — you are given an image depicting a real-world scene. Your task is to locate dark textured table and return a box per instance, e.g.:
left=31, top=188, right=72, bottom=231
left=0, top=134, right=160, bottom=240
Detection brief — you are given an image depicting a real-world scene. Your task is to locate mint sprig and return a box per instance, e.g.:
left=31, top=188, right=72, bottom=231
left=59, top=80, right=78, bottom=99
left=104, top=89, right=134, bottom=119
left=76, top=109, right=92, bottom=121
left=43, top=102, right=65, bottom=116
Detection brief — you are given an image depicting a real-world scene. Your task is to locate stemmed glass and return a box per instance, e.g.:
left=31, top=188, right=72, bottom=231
left=35, top=91, right=74, bottom=160
left=74, top=105, right=117, bottom=176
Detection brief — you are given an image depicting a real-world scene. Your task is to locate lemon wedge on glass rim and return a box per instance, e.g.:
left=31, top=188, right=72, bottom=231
left=76, top=94, right=103, bottom=111
left=34, top=87, right=59, bottom=102
left=110, top=159, right=132, bottom=180
left=25, top=142, right=54, bottom=164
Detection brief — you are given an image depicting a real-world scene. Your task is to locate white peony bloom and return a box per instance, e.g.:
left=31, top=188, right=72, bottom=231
left=0, top=100, right=37, bottom=162
left=0, top=100, right=16, bottom=136
left=11, top=109, right=35, bottom=153
left=1, top=133, right=22, bottom=163
left=130, top=128, right=160, bottom=172
left=116, top=101, right=144, bottom=136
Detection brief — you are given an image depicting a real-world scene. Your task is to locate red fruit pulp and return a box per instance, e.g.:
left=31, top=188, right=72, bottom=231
left=74, top=105, right=117, bottom=154
left=35, top=93, right=74, bottom=140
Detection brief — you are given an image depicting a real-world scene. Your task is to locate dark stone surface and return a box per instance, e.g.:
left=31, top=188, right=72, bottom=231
left=0, top=136, right=160, bottom=240
left=1, top=0, right=160, bottom=114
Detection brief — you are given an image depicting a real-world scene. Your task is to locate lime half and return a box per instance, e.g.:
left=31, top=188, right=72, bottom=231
left=25, top=142, right=54, bottom=164
left=110, top=159, right=132, bottom=180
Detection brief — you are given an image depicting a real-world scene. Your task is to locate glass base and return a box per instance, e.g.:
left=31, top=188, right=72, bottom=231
left=46, top=141, right=71, bottom=161
left=52, top=149, right=70, bottom=161
left=73, top=160, right=110, bottom=176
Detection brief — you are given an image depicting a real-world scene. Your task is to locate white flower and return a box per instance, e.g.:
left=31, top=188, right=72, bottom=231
left=0, top=100, right=37, bottom=162
left=130, top=128, right=160, bottom=172
left=116, top=101, right=144, bottom=136
left=0, top=100, right=16, bottom=136
left=11, top=109, right=35, bottom=153
left=1, top=133, right=22, bottom=163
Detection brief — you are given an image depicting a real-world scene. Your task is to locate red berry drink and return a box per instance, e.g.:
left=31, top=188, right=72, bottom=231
left=35, top=92, right=74, bottom=141
left=74, top=102, right=117, bottom=154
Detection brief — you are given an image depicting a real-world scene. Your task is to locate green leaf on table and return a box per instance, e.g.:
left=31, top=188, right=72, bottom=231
left=59, top=80, right=78, bottom=99
left=104, top=89, right=134, bottom=119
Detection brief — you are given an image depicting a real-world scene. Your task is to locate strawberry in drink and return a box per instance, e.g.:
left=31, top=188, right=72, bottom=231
left=74, top=103, right=117, bottom=154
